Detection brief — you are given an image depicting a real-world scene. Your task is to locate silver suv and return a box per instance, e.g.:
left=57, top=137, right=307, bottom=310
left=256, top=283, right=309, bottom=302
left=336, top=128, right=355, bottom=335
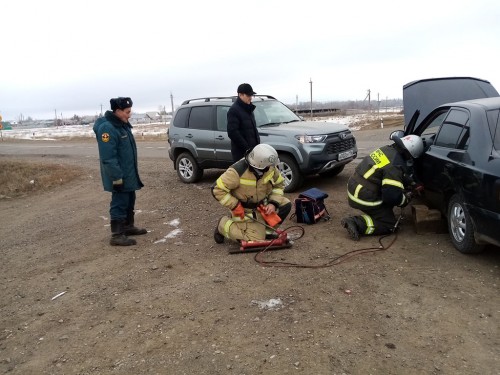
left=167, top=95, right=357, bottom=192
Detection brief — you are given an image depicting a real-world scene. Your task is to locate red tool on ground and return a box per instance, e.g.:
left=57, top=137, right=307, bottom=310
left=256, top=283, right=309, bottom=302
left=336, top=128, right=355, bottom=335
left=229, top=229, right=292, bottom=254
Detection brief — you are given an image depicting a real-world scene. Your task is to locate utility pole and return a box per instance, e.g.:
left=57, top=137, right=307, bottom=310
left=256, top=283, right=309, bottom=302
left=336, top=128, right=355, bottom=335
left=309, top=78, right=313, bottom=119
left=170, top=92, right=174, bottom=115
left=295, top=94, right=298, bottom=113
left=54, top=109, right=57, bottom=127
left=100, top=104, right=103, bottom=116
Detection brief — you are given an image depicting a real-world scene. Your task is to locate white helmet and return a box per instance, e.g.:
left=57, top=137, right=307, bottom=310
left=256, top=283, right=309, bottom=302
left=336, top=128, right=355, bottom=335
left=396, top=134, right=424, bottom=158
left=246, top=144, right=279, bottom=170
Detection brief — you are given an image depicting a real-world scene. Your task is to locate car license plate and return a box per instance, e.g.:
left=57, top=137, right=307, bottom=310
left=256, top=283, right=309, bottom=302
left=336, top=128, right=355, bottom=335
left=338, top=150, right=354, bottom=161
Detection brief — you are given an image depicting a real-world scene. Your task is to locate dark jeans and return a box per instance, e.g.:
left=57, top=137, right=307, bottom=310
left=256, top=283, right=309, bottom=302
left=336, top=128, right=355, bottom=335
left=110, top=191, right=136, bottom=221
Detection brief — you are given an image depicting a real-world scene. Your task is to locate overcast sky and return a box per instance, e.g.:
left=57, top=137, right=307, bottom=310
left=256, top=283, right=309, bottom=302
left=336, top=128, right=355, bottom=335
left=1, top=0, right=499, bottom=121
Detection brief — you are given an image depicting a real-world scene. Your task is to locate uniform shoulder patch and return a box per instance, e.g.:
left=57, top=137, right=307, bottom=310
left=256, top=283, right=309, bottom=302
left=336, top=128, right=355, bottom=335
left=101, top=133, right=110, bottom=142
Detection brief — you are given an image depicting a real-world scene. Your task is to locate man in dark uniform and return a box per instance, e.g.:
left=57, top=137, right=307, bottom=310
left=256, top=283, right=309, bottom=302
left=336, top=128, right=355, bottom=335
left=93, top=97, right=147, bottom=246
left=341, top=134, right=424, bottom=240
left=227, top=83, right=260, bottom=162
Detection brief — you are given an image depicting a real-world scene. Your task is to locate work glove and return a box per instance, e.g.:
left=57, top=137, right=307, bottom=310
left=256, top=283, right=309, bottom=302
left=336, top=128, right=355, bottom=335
left=257, top=205, right=282, bottom=227
left=112, top=179, right=124, bottom=192
left=231, top=202, right=245, bottom=219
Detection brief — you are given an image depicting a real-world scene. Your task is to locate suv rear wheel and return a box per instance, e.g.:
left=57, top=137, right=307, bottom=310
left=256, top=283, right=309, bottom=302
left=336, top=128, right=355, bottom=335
left=176, top=152, right=203, bottom=183
left=278, top=154, right=303, bottom=193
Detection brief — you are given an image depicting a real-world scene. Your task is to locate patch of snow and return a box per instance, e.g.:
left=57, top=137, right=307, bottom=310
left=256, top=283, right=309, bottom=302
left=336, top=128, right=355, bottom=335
left=251, top=298, right=283, bottom=310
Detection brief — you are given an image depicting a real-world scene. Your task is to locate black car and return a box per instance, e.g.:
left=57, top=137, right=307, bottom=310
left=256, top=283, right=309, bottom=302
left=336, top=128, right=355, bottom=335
left=394, top=77, right=500, bottom=254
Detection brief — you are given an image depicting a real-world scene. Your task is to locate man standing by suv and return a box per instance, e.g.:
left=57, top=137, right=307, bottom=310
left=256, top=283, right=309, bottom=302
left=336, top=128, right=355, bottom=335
left=227, top=83, right=260, bottom=162
left=93, top=97, right=148, bottom=246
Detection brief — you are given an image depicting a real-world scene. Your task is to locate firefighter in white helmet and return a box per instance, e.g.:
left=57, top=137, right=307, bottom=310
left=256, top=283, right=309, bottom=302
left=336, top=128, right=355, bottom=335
left=341, top=134, right=424, bottom=240
left=212, top=144, right=291, bottom=244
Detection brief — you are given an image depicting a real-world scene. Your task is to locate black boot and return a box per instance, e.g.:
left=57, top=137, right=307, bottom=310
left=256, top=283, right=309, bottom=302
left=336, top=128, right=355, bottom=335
left=124, top=212, right=147, bottom=236
left=341, top=217, right=360, bottom=241
left=110, top=219, right=137, bottom=246
left=214, top=220, right=225, bottom=244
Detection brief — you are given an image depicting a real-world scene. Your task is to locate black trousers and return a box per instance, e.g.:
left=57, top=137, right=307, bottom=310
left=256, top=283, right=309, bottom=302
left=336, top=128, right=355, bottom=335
left=348, top=199, right=398, bottom=236
left=110, top=191, right=136, bottom=221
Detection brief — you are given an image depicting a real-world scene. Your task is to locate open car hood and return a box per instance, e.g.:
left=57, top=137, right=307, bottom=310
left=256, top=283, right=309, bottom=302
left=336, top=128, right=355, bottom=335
left=403, top=77, right=499, bottom=131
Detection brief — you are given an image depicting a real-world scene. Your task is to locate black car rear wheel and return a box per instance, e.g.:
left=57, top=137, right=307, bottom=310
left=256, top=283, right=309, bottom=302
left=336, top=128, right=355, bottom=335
left=176, top=152, right=203, bottom=183
left=447, top=194, right=484, bottom=254
left=277, top=154, right=303, bottom=193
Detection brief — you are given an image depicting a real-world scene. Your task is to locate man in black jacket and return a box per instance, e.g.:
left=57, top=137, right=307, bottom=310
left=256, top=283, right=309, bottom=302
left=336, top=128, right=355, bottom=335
left=227, top=83, right=260, bottom=162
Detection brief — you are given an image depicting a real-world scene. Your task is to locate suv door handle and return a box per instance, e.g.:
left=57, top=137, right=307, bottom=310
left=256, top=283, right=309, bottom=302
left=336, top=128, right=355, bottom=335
left=215, top=135, right=225, bottom=140
left=186, top=134, right=193, bottom=138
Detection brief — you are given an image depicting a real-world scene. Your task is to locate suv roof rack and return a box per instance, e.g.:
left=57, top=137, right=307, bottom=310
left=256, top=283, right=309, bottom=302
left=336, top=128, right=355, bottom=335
left=181, top=95, right=276, bottom=105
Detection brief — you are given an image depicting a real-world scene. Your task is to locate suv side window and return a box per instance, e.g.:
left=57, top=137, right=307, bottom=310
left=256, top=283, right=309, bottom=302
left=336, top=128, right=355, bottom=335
left=173, top=107, right=189, bottom=128
left=434, top=109, right=469, bottom=148
left=216, top=106, right=229, bottom=131
left=189, top=106, right=213, bottom=130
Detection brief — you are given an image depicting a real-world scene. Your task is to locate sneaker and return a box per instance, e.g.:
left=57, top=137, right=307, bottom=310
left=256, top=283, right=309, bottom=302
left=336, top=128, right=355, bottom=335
left=341, top=217, right=360, bottom=241
left=214, top=224, right=225, bottom=244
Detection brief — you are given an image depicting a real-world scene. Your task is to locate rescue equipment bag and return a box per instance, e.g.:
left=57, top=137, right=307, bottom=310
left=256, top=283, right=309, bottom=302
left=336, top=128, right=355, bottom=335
left=291, top=188, right=330, bottom=224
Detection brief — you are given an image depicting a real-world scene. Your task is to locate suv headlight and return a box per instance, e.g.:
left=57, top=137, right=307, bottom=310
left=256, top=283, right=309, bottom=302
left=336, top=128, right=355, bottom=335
left=295, top=134, right=327, bottom=143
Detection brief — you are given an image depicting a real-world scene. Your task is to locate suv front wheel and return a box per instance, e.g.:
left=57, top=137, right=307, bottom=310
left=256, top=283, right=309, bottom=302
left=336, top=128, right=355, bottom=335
left=278, top=154, right=303, bottom=193
left=176, top=152, right=203, bottom=183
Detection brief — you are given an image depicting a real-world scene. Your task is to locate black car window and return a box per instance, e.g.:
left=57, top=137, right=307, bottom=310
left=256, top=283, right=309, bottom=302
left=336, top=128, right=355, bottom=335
left=486, top=109, right=500, bottom=151
left=216, top=106, right=229, bottom=131
left=173, top=107, right=189, bottom=128
left=421, top=111, right=447, bottom=137
left=456, top=127, right=470, bottom=150
left=434, top=109, right=469, bottom=149
left=189, top=106, right=213, bottom=130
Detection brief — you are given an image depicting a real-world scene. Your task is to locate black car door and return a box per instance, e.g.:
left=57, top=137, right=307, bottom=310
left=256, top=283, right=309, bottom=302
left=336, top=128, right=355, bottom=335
left=417, top=108, right=472, bottom=212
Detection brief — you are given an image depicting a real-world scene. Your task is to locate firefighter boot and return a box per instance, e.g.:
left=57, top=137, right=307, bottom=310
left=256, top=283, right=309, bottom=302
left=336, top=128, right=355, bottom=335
left=124, top=212, right=147, bottom=236
left=214, top=221, right=225, bottom=244
left=341, top=217, right=360, bottom=241
left=110, top=219, right=137, bottom=246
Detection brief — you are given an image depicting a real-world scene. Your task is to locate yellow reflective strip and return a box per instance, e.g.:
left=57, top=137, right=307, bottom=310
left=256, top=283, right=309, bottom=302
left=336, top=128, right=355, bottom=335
left=220, top=193, right=232, bottom=205
left=223, top=220, right=233, bottom=237
left=354, top=184, right=363, bottom=198
left=262, top=174, right=273, bottom=184
left=216, top=177, right=230, bottom=192
left=382, top=179, right=404, bottom=189
left=274, top=172, right=284, bottom=184
left=361, top=214, right=375, bottom=234
left=370, top=149, right=390, bottom=168
left=272, top=188, right=284, bottom=195
left=363, top=165, right=378, bottom=179
left=240, top=178, right=256, bottom=186
left=399, top=195, right=406, bottom=206
left=348, top=191, right=383, bottom=206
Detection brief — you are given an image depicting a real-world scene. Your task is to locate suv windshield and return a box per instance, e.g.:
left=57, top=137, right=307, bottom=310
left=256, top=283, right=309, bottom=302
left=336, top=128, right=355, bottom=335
left=253, top=100, right=301, bottom=127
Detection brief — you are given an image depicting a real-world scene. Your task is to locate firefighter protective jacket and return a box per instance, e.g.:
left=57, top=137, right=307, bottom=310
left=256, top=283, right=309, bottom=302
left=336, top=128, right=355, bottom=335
left=212, top=159, right=288, bottom=219
left=347, top=144, right=411, bottom=208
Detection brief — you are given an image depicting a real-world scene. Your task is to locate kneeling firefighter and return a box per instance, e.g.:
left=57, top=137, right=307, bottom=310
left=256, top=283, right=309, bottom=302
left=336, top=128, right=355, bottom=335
left=212, top=144, right=292, bottom=244
left=341, top=134, right=424, bottom=240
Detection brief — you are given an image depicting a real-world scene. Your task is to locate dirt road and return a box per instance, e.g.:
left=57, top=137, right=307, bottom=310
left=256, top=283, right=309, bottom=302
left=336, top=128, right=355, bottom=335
left=1, top=129, right=499, bottom=375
